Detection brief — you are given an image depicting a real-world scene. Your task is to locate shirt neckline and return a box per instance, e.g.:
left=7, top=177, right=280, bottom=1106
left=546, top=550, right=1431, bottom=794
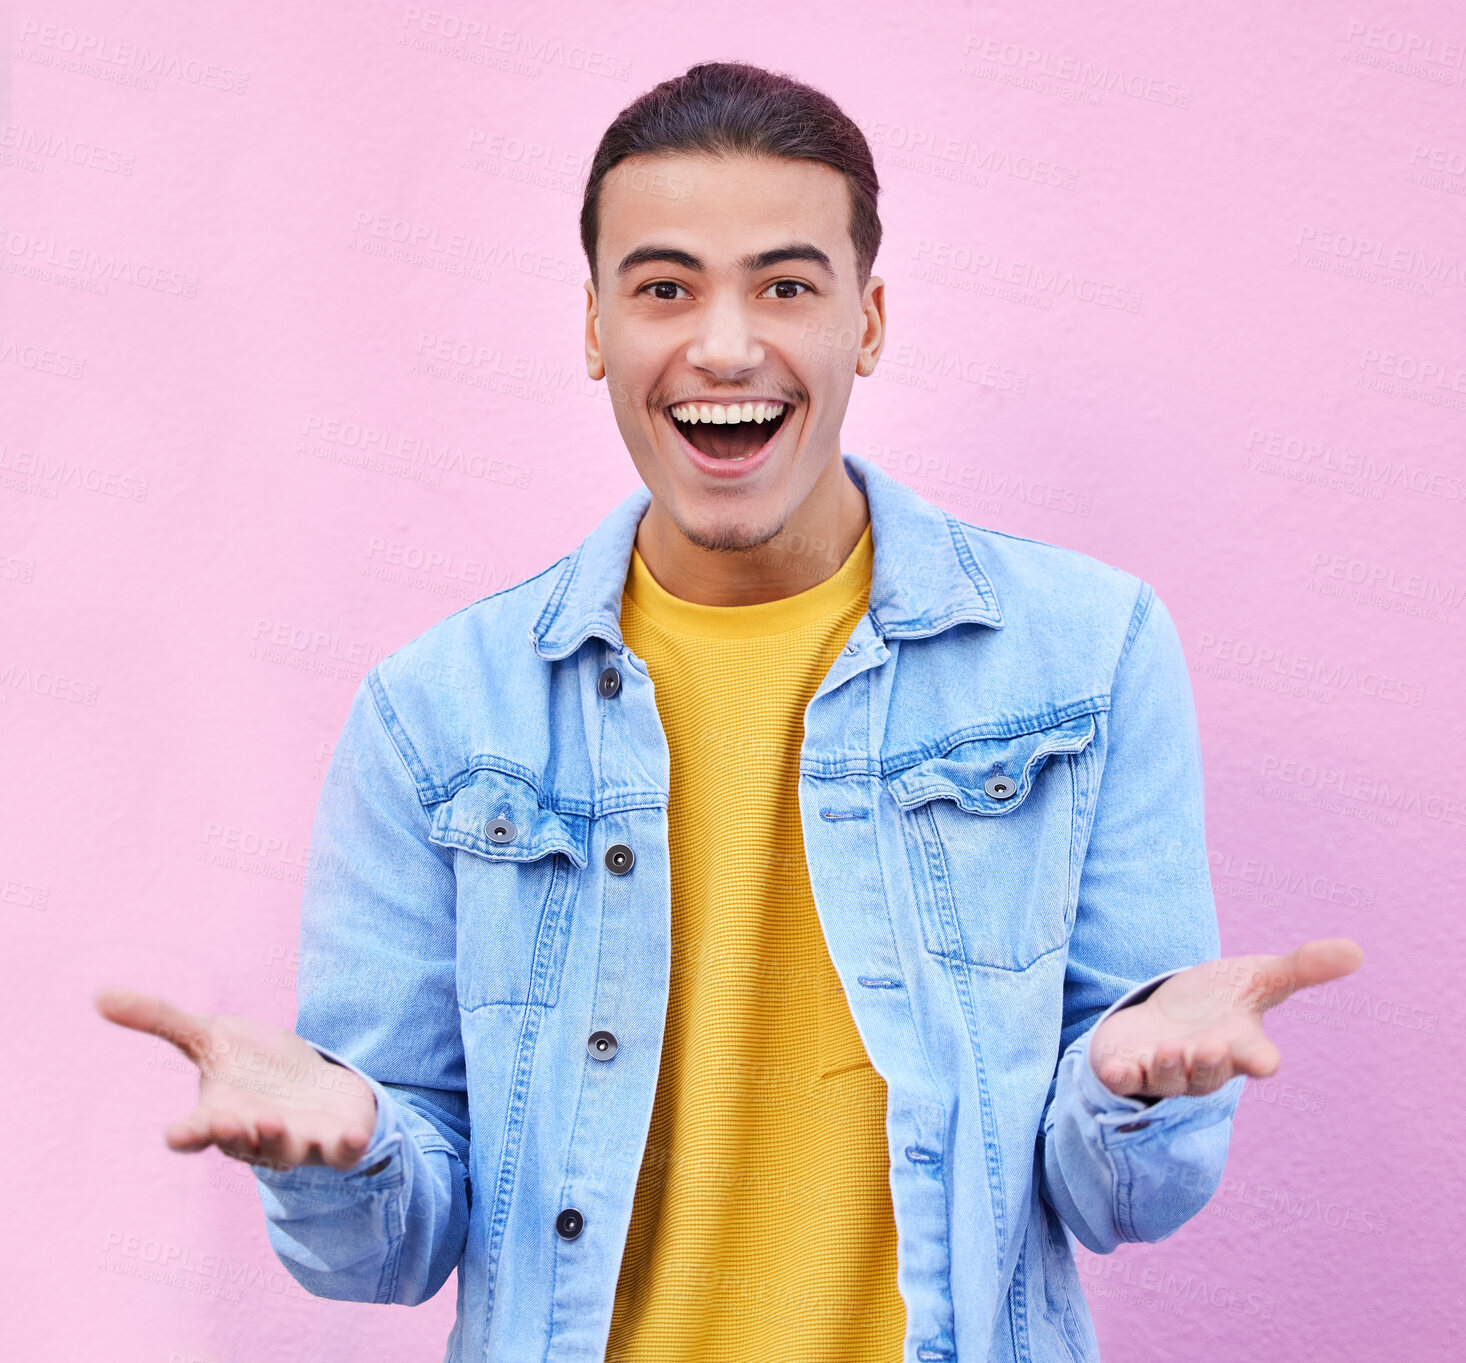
left=623, top=523, right=873, bottom=642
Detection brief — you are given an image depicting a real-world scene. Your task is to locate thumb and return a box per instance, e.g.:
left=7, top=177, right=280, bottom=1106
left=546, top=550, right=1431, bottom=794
left=1259, top=938, right=1365, bottom=1009
left=94, top=988, right=214, bottom=1066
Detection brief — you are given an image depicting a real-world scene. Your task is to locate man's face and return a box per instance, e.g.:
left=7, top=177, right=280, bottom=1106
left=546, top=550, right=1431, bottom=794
left=584, top=153, right=884, bottom=552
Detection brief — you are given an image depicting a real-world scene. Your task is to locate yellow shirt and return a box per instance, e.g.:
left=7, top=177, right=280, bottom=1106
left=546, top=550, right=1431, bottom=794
left=605, top=522, right=904, bottom=1362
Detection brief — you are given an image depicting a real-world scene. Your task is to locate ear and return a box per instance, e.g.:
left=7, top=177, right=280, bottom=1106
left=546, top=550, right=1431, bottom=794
left=855, top=275, right=886, bottom=378
left=584, top=279, right=605, bottom=381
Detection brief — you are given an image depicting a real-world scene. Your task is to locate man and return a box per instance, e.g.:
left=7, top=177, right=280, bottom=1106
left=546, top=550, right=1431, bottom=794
left=97, top=62, right=1362, bottom=1362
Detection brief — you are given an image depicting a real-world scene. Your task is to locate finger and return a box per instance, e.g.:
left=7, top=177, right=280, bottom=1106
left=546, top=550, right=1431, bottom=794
left=324, top=1127, right=373, bottom=1172
left=164, top=1111, right=218, bottom=1154
left=164, top=1104, right=240, bottom=1154
left=1277, top=938, right=1364, bottom=998
left=1249, top=939, right=1365, bottom=1011
left=1230, top=1030, right=1281, bottom=1079
left=252, top=1114, right=300, bottom=1173
left=94, top=988, right=213, bottom=1065
left=1098, top=1058, right=1143, bottom=1094
left=1184, top=1038, right=1235, bottom=1095
left=1149, top=1043, right=1189, bottom=1098
left=212, top=1114, right=263, bottom=1163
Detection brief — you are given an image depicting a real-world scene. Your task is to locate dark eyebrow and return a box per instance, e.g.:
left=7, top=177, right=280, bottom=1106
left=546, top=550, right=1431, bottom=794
left=616, top=246, right=703, bottom=277
left=614, top=242, right=836, bottom=279
left=738, top=244, right=835, bottom=277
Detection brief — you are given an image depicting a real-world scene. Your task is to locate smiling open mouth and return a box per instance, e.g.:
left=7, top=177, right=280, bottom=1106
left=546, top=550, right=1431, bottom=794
left=667, top=400, right=789, bottom=461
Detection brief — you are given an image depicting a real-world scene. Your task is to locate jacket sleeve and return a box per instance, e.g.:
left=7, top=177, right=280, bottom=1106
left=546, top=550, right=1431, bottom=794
left=1038, top=583, right=1245, bottom=1254
left=253, top=669, right=470, bottom=1304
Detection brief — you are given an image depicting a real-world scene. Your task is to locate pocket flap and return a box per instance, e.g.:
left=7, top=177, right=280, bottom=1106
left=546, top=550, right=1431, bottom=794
left=428, top=769, right=589, bottom=869
left=887, top=712, right=1097, bottom=815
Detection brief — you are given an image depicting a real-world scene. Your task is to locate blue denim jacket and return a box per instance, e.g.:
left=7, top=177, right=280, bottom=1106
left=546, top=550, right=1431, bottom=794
left=255, top=452, right=1244, bottom=1363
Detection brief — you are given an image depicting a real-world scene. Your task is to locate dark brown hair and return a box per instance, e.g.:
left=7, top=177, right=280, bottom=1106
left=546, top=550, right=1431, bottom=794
left=579, top=61, right=881, bottom=289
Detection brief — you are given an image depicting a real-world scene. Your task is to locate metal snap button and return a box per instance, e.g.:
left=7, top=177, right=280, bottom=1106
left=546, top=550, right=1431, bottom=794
left=486, top=818, right=517, bottom=844
left=605, top=843, right=634, bottom=875
left=587, top=1029, right=618, bottom=1060
left=555, top=1207, right=584, bottom=1240
left=598, top=666, right=622, bottom=699
left=983, top=774, right=1017, bottom=800
left=1115, top=1120, right=1152, bottom=1133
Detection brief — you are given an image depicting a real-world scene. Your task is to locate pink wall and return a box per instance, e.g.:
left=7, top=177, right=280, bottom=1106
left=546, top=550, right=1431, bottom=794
left=5, top=1, right=1461, bottom=1359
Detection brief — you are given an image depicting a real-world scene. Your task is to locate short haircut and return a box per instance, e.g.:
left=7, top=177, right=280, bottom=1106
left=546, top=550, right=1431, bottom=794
left=580, top=61, right=882, bottom=290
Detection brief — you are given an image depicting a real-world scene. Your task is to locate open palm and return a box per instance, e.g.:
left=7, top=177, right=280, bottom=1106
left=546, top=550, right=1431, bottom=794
left=95, top=987, right=378, bottom=1170
left=1090, top=937, right=1365, bottom=1099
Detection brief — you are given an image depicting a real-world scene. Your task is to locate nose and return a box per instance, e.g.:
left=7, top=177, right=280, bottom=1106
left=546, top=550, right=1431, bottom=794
left=685, top=293, right=764, bottom=379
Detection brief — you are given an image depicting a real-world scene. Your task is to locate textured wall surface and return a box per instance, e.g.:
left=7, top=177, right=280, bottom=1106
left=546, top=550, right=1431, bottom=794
left=4, top=2, right=1461, bottom=1359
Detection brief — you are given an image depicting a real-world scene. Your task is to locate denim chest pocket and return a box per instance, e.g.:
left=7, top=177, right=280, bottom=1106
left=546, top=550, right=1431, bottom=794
left=887, top=711, right=1097, bottom=971
left=427, top=769, right=589, bottom=1009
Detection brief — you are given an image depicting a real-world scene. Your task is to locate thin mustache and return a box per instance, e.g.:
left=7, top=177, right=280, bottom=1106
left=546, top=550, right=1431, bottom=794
left=649, top=389, right=804, bottom=410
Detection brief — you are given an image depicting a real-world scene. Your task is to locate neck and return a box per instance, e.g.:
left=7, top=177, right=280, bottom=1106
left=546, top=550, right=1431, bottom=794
left=633, top=455, right=870, bottom=607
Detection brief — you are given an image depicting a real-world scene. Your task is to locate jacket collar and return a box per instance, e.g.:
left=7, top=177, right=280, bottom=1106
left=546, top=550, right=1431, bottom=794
left=531, top=452, right=1004, bottom=660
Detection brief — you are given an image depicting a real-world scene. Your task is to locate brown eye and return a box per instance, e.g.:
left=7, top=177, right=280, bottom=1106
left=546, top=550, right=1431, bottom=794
left=649, top=282, right=682, bottom=300
left=767, top=281, right=808, bottom=299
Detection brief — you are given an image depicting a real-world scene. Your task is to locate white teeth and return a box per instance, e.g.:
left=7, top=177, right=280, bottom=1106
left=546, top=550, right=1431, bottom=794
left=671, top=401, right=787, bottom=425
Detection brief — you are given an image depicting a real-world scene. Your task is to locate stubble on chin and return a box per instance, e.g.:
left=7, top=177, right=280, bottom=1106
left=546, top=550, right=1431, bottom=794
left=671, top=510, right=785, bottom=554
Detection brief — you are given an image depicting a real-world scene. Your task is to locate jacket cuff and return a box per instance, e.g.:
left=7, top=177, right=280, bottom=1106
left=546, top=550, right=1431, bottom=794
left=251, top=1043, right=402, bottom=1189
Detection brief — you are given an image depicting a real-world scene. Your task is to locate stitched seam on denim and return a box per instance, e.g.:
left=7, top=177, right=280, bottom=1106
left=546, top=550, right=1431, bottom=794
left=888, top=721, right=1098, bottom=810
left=869, top=770, right=960, bottom=1350
left=943, top=511, right=1004, bottom=616
left=1114, top=581, right=1155, bottom=677
left=913, top=795, right=1070, bottom=973
left=1064, top=757, right=1078, bottom=934
left=940, top=908, right=1010, bottom=1264
left=1068, top=734, right=1104, bottom=939
left=1010, top=1224, right=1032, bottom=1363
left=454, top=858, right=568, bottom=1010
left=870, top=604, right=1004, bottom=638
left=546, top=841, right=608, bottom=1359
left=1114, top=1143, right=1137, bottom=1236
left=809, top=697, right=1111, bottom=779
left=531, top=548, right=581, bottom=645
left=916, top=797, right=1010, bottom=1262
left=913, top=804, right=961, bottom=961
left=530, top=853, right=571, bottom=1008
left=480, top=1001, right=545, bottom=1328
left=432, top=826, right=584, bottom=866
left=367, top=667, right=436, bottom=800
left=426, top=758, right=664, bottom=819
left=403, top=1142, right=469, bottom=1303
left=1059, top=1302, right=1088, bottom=1363
left=377, top=1165, right=408, bottom=1303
